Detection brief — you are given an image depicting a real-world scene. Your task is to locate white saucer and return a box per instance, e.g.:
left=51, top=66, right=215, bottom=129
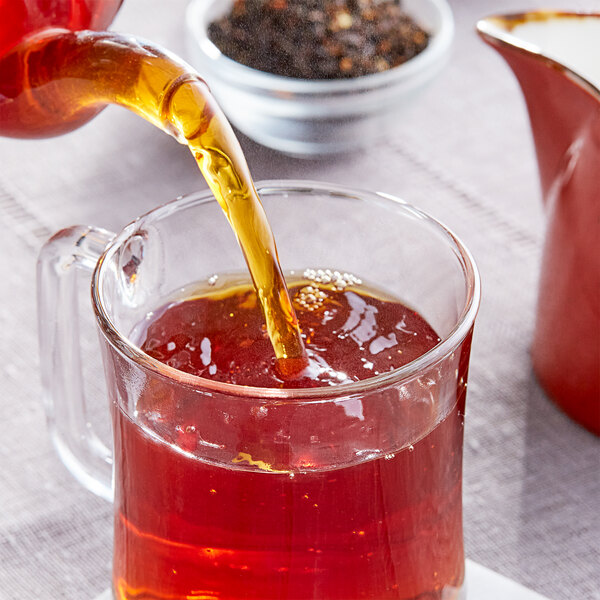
left=93, top=559, right=552, bottom=599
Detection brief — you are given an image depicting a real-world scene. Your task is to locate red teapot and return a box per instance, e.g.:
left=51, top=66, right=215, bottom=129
left=0, top=0, right=124, bottom=136
left=0, top=0, right=222, bottom=144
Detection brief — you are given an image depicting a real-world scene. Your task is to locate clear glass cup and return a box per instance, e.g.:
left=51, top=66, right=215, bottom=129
left=37, top=180, right=480, bottom=600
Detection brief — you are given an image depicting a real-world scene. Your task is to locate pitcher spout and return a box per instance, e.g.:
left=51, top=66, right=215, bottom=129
left=477, top=12, right=600, bottom=198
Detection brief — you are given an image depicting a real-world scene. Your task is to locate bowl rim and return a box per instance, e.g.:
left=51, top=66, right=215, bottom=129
left=185, top=0, right=455, bottom=93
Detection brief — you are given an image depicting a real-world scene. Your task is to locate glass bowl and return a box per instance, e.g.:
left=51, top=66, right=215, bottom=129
left=185, top=0, right=454, bottom=157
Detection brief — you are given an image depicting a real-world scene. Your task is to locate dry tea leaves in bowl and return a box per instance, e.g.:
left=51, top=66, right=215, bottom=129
left=207, top=0, right=430, bottom=79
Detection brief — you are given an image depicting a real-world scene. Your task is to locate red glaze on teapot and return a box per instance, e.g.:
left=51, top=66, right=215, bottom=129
left=0, top=0, right=123, bottom=136
left=0, top=0, right=123, bottom=55
left=478, top=12, right=600, bottom=435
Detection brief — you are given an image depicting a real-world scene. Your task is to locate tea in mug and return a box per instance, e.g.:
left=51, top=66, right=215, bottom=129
left=110, top=273, right=466, bottom=600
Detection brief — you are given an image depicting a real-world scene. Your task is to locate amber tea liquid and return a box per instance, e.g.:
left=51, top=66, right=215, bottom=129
left=110, top=274, right=467, bottom=600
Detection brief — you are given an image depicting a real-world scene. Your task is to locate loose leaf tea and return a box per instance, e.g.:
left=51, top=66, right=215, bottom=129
left=207, top=0, right=430, bottom=79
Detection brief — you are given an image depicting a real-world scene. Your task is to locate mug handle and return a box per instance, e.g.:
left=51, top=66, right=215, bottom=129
left=37, top=225, right=116, bottom=502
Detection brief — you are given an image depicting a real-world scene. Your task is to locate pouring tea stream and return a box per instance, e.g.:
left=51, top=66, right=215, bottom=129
left=0, top=0, right=307, bottom=368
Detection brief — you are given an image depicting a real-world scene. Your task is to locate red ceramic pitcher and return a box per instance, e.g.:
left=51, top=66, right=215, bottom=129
left=478, top=12, right=600, bottom=435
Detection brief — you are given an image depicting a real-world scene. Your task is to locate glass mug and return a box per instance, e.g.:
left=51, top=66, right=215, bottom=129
left=37, top=181, right=480, bottom=600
